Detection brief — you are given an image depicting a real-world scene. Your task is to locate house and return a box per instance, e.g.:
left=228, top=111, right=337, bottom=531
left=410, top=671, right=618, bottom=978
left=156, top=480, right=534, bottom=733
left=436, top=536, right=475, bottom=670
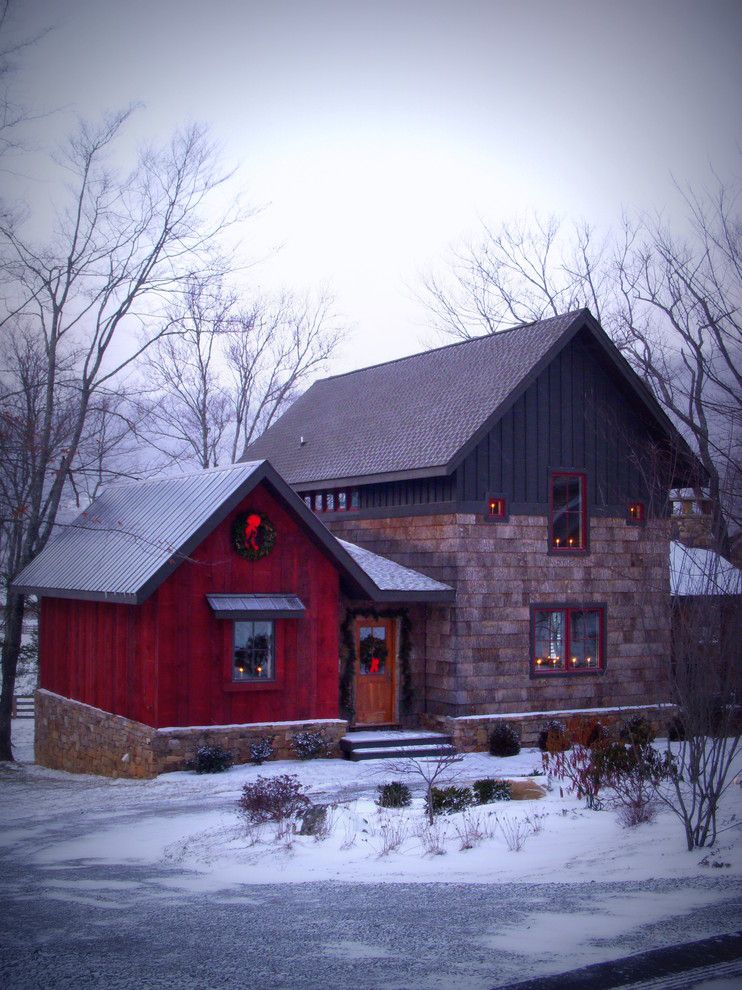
left=14, top=309, right=705, bottom=775
left=13, top=461, right=452, bottom=776
left=243, top=308, right=704, bottom=748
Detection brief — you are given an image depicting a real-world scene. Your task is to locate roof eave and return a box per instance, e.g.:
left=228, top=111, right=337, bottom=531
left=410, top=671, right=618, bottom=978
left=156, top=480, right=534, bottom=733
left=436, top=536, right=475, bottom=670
left=288, top=464, right=451, bottom=491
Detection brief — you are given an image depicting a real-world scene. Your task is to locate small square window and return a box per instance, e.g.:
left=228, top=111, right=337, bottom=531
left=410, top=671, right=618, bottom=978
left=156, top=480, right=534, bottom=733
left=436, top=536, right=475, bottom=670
left=627, top=502, right=645, bottom=525
left=233, top=621, right=274, bottom=681
left=484, top=495, right=508, bottom=522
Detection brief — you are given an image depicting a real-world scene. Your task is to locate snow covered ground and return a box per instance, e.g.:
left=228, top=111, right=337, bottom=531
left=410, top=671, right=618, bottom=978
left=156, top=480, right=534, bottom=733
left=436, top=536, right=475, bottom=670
left=2, top=720, right=741, bottom=989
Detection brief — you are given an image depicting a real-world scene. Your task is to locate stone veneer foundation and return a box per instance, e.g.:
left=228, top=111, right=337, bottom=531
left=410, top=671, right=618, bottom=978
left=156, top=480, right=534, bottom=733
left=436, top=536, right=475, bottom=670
left=422, top=704, right=676, bottom=750
left=329, top=511, right=672, bottom=719
left=35, top=689, right=348, bottom=778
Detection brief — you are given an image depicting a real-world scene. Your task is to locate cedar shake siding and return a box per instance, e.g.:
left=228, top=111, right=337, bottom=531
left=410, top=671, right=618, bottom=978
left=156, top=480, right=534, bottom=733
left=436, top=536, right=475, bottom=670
left=328, top=511, right=671, bottom=717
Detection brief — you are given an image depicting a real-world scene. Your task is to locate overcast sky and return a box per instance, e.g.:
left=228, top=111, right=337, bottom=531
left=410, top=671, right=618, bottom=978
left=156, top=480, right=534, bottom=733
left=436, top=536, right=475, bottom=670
left=10, top=0, right=742, bottom=373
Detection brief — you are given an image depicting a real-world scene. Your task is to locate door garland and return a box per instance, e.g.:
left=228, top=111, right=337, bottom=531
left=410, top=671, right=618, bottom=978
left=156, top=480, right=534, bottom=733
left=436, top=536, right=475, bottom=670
left=339, top=608, right=413, bottom=723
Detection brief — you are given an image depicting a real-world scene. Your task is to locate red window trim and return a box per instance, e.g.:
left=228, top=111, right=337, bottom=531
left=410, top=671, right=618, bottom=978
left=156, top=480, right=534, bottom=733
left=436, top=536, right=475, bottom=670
left=549, top=470, right=588, bottom=553
left=531, top=604, right=606, bottom=676
left=485, top=494, right=508, bottom=522
left=627, top=501, right=646, bottom=526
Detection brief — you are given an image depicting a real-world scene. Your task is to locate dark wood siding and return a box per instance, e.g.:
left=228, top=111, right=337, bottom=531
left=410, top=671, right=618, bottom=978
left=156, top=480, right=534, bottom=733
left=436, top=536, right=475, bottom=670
left=455, top=328, right=665, bottom=512
left=359, top=474, right=456, bottom=510
left=346, top=328, right=668, bottom=516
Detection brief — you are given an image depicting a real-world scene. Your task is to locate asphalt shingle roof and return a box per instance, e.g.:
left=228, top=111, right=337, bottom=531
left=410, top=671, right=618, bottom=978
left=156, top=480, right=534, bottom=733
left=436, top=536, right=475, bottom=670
left=243, top=311, right=586, bottom=485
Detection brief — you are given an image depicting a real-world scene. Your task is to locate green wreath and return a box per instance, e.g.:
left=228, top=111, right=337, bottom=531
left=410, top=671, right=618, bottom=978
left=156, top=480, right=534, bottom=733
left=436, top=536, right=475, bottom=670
left=232, top=510, right=276, bottom=561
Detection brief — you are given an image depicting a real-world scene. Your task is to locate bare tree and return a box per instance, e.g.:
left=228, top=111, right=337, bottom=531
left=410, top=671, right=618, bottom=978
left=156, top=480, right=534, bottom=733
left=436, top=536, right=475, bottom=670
left=140, top=279, right=344, bottom=469
left=420, top=189, right=742, bottom=544
left=0, top=108, right=238, bottom=760
left=380, top=751, right=463, bottom=825
left=0, top=0, right=50, bottom=161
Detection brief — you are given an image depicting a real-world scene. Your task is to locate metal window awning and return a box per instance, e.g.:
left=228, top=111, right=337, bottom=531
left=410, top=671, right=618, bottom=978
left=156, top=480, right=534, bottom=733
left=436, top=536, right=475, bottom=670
left=206, top=594, right=306, bottom=620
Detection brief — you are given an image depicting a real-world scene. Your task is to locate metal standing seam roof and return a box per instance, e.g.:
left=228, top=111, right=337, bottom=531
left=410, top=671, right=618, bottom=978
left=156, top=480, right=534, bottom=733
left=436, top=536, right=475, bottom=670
left=338, top=539, right=451, bottom=594
left=207, top=595, right=305, bottom=618
left=12, top=462, right=266, bottom=603
left=670, top=542, right=742, bottom=597
left=242, top=311, right=595, bottom=485
left=12, top=461, right=455, bottom=604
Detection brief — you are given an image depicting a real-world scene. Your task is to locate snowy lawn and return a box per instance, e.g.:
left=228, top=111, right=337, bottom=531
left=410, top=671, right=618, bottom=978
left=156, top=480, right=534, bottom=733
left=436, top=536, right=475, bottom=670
left=3, top=719, right=741, bottom=892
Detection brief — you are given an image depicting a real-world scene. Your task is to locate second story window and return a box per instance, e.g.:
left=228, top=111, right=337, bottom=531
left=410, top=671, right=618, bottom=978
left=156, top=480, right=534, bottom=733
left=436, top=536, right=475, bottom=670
left=550, top=471, right=587, bottom=552
left=299, top=488, right=360, bottom=514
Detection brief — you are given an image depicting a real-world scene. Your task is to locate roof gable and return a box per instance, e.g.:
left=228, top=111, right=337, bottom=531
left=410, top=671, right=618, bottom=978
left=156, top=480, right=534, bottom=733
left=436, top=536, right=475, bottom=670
left=242, top=309, right=700, bottom=488
left=13, top=461, right=453, bottom=604
left=243, top=311, right=584, bottom=486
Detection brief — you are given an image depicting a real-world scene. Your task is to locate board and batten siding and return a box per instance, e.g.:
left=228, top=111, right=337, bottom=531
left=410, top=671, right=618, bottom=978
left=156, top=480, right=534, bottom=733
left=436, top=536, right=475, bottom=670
left=39, top=483, right=341, bottom=729
left=346, top=329, right=668, bottom=516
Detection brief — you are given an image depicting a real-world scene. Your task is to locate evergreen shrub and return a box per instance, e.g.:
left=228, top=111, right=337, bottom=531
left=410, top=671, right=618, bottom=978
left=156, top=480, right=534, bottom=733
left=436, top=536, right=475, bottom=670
left=537, top=718, right=571, bottom=753
left=431, top=785, right=474, bottom=816
left=249, top=735, right=275, bottom=765
left=187, top=745, right=233, bottom=774
left=473, top=778, right=512, bottom=804
left=291, top=729, right=332, bottom=760
left=376, top=782, right=412, bottom=808
left=619, top=716, right=656, bottom=747
left=489, top=722, right=521, bottom=757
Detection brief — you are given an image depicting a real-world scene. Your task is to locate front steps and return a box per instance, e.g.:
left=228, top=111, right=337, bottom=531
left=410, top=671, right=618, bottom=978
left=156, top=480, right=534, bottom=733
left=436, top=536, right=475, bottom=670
left=340, top=729, right=456, bottom=762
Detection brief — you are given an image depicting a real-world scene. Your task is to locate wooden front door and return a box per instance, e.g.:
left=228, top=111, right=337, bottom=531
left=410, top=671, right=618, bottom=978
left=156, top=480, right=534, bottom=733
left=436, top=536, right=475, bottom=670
left=354, top=618, right=396, bottom=725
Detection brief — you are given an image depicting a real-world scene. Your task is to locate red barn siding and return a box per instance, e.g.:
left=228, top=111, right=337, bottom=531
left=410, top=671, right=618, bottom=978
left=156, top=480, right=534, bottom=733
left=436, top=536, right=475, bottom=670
left=39, top=596, right=156, bottom=725
left=152, top=483, right=340, bottom=728
left=39, top=482, right=341, bottom=729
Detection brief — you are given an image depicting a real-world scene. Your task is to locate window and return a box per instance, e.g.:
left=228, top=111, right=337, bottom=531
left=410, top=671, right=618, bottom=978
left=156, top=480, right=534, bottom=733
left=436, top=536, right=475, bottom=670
left=233, top=621, right=274, bottom=681
left=485, top=495, right=507, bottom=522
left=532, top=605, right=605, bottom=675
left=298, top=488, right=360, bottom=513
left=627, top=501, right=645, bottom=526
left=550, top=471, right=587, bottom=551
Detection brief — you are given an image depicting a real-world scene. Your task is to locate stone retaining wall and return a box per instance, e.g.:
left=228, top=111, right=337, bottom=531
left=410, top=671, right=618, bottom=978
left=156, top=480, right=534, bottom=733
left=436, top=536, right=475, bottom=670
left=35, top=690, right=348, bottom=778
left=422, top=704, right=676, bottom=751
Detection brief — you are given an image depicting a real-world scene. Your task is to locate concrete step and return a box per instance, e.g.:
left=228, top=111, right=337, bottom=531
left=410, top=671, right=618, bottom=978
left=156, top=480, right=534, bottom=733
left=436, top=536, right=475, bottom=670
left=340, top=731, right=456, bottom=762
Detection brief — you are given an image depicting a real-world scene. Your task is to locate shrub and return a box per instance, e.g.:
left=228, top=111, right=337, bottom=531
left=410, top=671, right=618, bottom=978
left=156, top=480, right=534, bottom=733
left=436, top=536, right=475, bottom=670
left=249, top=735, right=275, bottom=765
left=473, top=778, right=512, bottom=804
left=489, top=722, right=521, bottom=757
left=537, top=718, right=571, bottom=753
left=619, top=716, right=655, bottom=747
left=376, top=781, right=412, bottom=809
left=543, top=743, right=605, bottom=810
left=667, top=715, right=686, bottom=741
left=238, top=774, right=310, bottom=824
left=187, top=744, right=233, bottom=774
left=298, top=804, right=330, bottom=837
left=291, top=729, right=332, bottom=760
left=431, top=785, right=474, bottom=816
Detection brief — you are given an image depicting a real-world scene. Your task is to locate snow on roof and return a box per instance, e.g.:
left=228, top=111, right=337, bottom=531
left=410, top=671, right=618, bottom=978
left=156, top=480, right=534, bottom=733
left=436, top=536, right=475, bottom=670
left=670, top=541, right=742, bottom=597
